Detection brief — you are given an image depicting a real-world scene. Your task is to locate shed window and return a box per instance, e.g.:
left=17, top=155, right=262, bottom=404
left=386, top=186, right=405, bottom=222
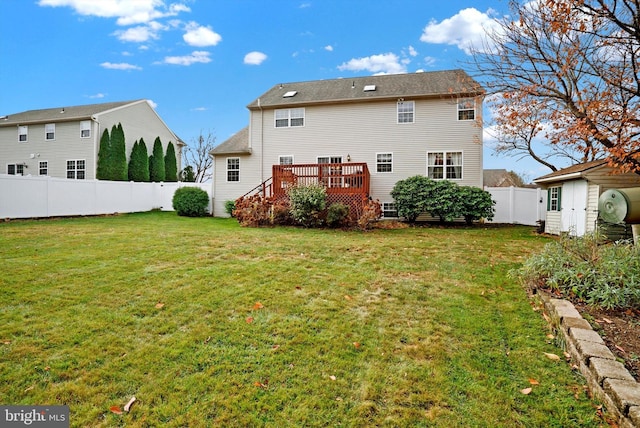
left=548, top=186, right=562, bottom=211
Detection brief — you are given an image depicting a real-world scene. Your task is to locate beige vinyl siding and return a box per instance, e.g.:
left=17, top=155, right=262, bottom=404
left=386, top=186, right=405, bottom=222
left=212, top=154, right=261, bottom=216
left=545, top=211, right=562, bottom=235
left=0, top=122, right=94, bottom=178
left=254, top=97, right=482, bottom=204
left=586, top=183, right=600, bottom=234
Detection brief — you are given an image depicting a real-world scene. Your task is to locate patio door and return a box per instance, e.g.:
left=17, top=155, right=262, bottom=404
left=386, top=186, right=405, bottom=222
left=317, top=156, right=342, bottom=187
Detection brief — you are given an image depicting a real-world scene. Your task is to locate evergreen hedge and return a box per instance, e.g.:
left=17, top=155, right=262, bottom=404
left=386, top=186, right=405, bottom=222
left=149, top=137, right=166, bottom=182
left=164, top=142, right=178, bottom=182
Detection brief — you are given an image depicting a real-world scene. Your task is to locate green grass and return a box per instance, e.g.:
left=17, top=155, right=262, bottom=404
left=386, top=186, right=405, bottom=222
left=0, top=212, right=603, bottom=427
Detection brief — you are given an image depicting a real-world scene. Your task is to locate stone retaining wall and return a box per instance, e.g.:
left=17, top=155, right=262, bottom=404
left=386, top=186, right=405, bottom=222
left=538, top=293, right=640, bottom=427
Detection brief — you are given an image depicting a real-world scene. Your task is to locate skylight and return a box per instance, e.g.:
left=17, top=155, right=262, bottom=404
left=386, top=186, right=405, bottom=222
left=283, top=91, right=298, bottom=98
left=363, top=85, right=376, bottom=92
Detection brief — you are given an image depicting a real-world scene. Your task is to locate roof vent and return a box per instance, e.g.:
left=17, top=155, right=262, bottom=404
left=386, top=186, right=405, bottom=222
left=363, top=85, right=376, bottom=92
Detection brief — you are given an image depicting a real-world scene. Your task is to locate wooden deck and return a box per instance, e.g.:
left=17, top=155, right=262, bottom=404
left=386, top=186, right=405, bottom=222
left=272, top=162, right=370, bottom=197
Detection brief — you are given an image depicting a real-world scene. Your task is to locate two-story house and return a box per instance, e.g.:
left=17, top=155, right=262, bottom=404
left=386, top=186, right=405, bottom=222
left=0, top=100, right=183, bottom=180
left=210, top=69, right=484, bottom=217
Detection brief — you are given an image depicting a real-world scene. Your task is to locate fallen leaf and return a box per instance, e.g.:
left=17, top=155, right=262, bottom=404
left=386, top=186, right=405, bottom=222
left=155, top=302, right=165, bottom=309
left=544, top=352, right=561, bottom=361
left=546, top=334, right=555, bottom=339
left=245, top=317, right=254, bottom=324
left=253, top=302, right=264, bottom=310
left=528, top=378, right=539, bottom=385
left=353, top=342, right=361, bottom=349
left=329, top=375, right=336, bottom=381
left=110, top=406, right=123, bottom=415
left=2, top=340, right=10, bottom=345
left=520, top=387, right=532, bottom=395
left=344, top=295, right=353, bottom=301
left=542, top=313, right=551, bottom=323
left=615, top=344, right=626, bottom=353
left=602, top=317, right=613, bottom=324
left=272, top=345, right=280, bottom=350
left=295, top=286, right=302, bottom=290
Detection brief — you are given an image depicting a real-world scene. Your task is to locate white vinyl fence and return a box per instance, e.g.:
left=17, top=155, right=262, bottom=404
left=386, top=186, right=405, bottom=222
left=0, top=174, right=211, bottom=219
left=485, top=186, right=547, bottom=226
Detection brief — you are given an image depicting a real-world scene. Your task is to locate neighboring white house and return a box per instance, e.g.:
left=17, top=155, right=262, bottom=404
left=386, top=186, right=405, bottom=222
left=210, top=69, right=484, bottom=217
left=0, top=100, right=183, bottom=180
left=534, top=160, right=640, bottom=236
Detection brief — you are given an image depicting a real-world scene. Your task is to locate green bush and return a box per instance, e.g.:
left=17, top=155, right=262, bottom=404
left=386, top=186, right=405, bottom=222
left=390, top=175, right=435, bottom=222
left=149, top=137, right=166, bottom=182
left=287, top=184, right=327, bottom=227
left=424, top=179, right=462, bottom=222
left=172, top=187, right=210, bottom=217
left=513, top=233, right=640, bottom=310
left=458, top=186, right=495, bottom=224
left=327, top=203, right=350, bottom=227
left=224, top=200, right=236, bottom=217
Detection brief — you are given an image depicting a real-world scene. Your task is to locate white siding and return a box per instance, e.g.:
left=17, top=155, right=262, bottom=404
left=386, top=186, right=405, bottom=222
left=586, top=183, right=600, bottom=234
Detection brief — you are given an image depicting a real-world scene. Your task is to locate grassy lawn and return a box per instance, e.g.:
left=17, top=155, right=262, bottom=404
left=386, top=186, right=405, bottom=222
left=0, top=212, right=603, bottom=427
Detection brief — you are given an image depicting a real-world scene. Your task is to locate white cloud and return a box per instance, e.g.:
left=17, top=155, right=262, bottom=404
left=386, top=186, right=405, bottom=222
left=299, top=3, right=311, bottom=8
left=244, top=51, right=267, bottom=65
left=337, top=53, right=406, bottom=75
left=161, top=51, right=211, bottom=66
left=147, top=100, right=158, bottom=109
left=324, top=45, right=334, bottom=52
left=191, top=107, right=207, bottom=111
left=423, top=56, right=437, bottom=67
left=38, top=0, right=190, bottom=26
left=100, top=62, right=142, bottom=71
left=88, top=93, right=106, bottom=98
left=407, top=45, right=418, bottom=57
left=114, top=22, right=164, bottom=43
left=183, top=22, right=222, bottom=47
left=420, top=8, right=499, bottom=54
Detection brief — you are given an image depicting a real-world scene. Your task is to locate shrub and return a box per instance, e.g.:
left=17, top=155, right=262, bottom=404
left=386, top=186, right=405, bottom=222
left=288, top=184, right=327, bottom=227
left=149, top=137, right=166, bottom=182
left=327, top=203, right=350, bottom=228
left=357, top=198, right=382, bottom=230
left=513, top=232, right=640, bottom=310
left=172, top=187, right=210, bottom=217
left=458, top=186, right=495, bottom=224
left=390, top=175, right=435, bottom=223
left=234, top=195, right=272, bottom=227
left=164, top=142, right=178, bottom=182
left=224, top=200, right=236, bottom=217
left=424, top=180, right=462, bottom=222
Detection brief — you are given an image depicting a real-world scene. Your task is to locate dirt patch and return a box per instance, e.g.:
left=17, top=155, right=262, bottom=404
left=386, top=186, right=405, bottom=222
left=574, top=303, right=640, bottom=382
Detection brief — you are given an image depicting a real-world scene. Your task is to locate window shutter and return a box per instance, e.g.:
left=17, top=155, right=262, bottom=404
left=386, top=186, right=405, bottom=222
left=547, top=188, right=551, bottom=211
left=557, top=186, right=562, bottom=211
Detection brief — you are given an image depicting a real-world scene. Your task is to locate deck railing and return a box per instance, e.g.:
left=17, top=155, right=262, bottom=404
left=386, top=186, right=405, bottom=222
left=272, top=162, right=370, bottom=197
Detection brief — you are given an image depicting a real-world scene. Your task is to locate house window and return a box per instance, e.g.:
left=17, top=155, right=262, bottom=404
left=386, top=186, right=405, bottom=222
left=39, top=161, right=48, bottom=176
left=376, top=153, right=393, bottom=173
left=227, top=158, right=240, bottom=182
left=382, top=202, right=398, bottom=218
left=80, top=121, right=91, bottom=138
left=458, top=98, right=475, bottom=121
left=397, top=101, right=414, bottom=123
left=18, top=126, right=27, bottom=142
left=66, top=159, right=85, bottom=179
left=427, top=151, right=463, bottom=180
left=279, top=155, right=294, bottom=165
left=45, top=123, right=55, bottom=140
left=275, top=108, right=305, bottom=128
left=7, top=164, right=24, bottom=175
left=548, top=186, right=562, bottom=211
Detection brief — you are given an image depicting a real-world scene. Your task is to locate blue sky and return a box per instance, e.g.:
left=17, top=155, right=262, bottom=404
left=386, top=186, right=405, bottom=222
left=0, top=0, right=555, bottom=180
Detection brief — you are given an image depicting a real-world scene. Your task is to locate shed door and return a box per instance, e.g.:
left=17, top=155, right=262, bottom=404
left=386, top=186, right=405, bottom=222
left=561, top=180, right=588, bottom=236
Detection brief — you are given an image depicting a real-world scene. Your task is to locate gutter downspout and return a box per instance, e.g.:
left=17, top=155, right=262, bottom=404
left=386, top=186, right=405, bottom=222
left=258, top=98, right=264, bottom=183
left=91, top=115, right=99, bottom=180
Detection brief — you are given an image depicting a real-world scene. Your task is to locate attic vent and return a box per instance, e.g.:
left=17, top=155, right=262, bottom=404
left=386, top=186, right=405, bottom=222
left=363, top=85, right=376, bottom=92
left=283, top=91, right=298, bottom=98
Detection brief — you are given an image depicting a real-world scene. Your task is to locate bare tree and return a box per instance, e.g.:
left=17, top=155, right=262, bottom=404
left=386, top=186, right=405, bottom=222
left=472, top=0, right=640, bottom=173
left=182, top=130, right=215, bottom=183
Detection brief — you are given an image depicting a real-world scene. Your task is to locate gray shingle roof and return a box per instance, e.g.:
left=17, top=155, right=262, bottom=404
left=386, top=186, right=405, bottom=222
left=247, top=69, right=483, bottom=109
left=210, top=126, right=251, bottom=155
left=0, top=100, right=143, bottom=126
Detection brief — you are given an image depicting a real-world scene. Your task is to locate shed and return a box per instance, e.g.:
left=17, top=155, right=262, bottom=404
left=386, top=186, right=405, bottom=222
left=534, top=160, right=640, bottom=236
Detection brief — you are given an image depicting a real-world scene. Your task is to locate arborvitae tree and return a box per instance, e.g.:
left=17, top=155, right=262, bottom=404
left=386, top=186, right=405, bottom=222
left=111, top=123, right=128, bottom=181
left=128, top=139, right=150, bottom=182
left=128, top=140, right=139, bottom=181
left=164, top=141, right=178, bottom=182
left=96, top=128, right=110, bottom=180
left=137, top=138, right=150, bottom=182
left=149, top=137, right=166, bottom=182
